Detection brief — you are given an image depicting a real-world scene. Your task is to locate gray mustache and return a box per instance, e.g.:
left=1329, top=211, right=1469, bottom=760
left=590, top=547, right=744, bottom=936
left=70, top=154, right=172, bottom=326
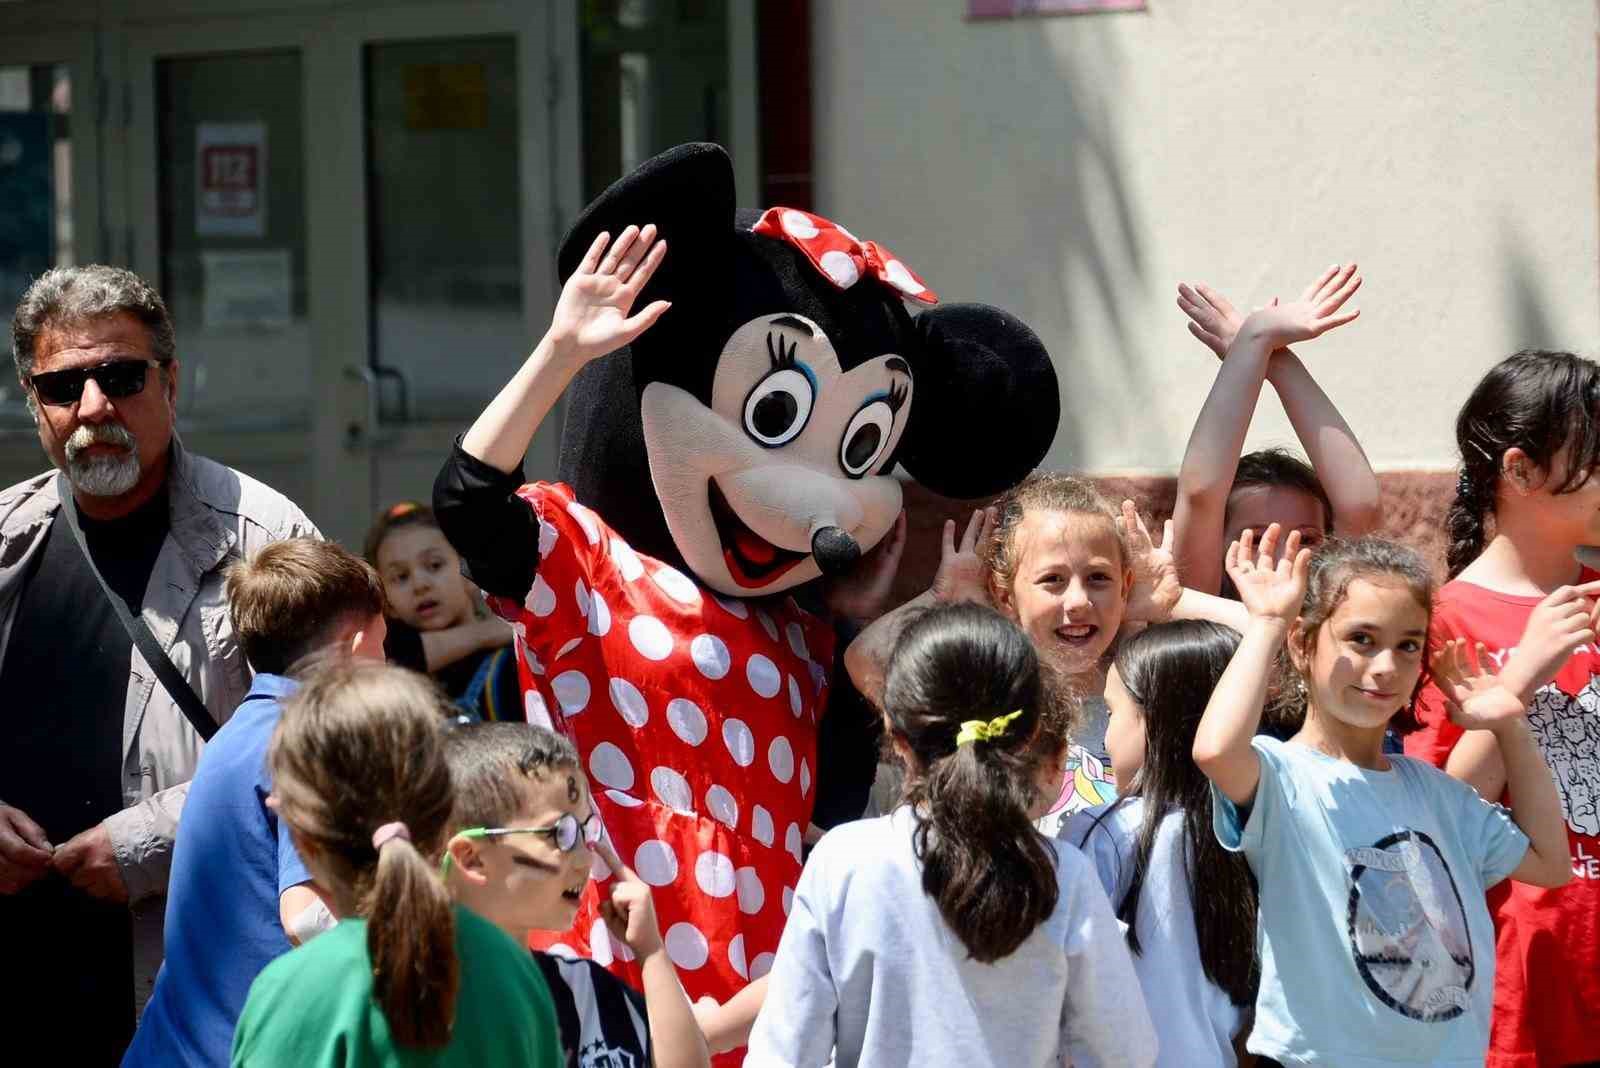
left=65, top=422, right=137, bottom=461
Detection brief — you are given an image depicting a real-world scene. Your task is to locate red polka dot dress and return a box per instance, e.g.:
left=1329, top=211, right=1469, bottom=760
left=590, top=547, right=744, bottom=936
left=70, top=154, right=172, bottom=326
left=487, top=482, right=835, bottom=1038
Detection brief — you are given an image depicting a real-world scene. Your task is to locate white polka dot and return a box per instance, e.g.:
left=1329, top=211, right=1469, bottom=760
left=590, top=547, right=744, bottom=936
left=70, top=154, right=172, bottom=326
left=785, top=823, right=803, bottom=861
left=574, top=578, right=591, bottom=618
left=537, top=517, right=559, bottom=559
left=809, top=660, right=828, bottom=696
left=665, top=923, right=709, bottom=970
left=706, top=785, right=738, bottom=828
left=750, top=952, right=776, bottom=980
left=555, top=637, right=583, bottom=660
left=634, top=840, right=678, bottom=886
left=728, top=933, right=749, bottom=979
left=723, top=718, right=756, bottom=767
left=609, top=678, right=649, bottom=728
left=650, top=766, right=694, bottom=814
left=834, top=220, right=860, bottom=243
left=787, top=675, right=802, bottom=718
left=610, top=537, right=644, bottom=581
left=666, top=698, right=708, bottom=746
left=780, top=209, right=818, bottom=238
left=547, top=942, right=578, bottom=959
left=521, top=644, right=546, bottom=676
left=768, top=736, right=795, bottom=783
left=605, top=789, right=643, bottom=808
left=783, top=886, right=794, bottom=915
left=526, top=575, right=556, bottom=617
left=628, top=616, right=674, bottom=661
left=589, top=743, right=634, bottom=790
left=756, top=610, right=779, bottom=642
left=567, top=501, right=601, bottom=545
left=736, top=867, right=765, bottom=915
left=694, top=851, right=736, bottom=897
left=883, top=258, right=924, bottom=295
left=690, top=634, right=731, bottom=680
left=746, top=654, right=781, bottom=699
left=587, top=591, right=611, bottom=637
left=800, top=758, right=811, bottom=799
left=551, top=671, right=591, bottom=716
left=752, top=805, right=775, bottom=847
left=820, top=249, right=859, bottom=288
left=714, top=596, right=749, bottom=620
left=589, top=918, right=614, bottom=967
left=523, top=689, right=550, bottom=725
left=653, top=566, right=701, bottom=605
left=785, top=622, right=809, bottom=660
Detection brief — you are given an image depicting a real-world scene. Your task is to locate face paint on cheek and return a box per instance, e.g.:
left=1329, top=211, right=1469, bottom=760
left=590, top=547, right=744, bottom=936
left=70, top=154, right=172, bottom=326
left=567, top=775, right=579, bottom=803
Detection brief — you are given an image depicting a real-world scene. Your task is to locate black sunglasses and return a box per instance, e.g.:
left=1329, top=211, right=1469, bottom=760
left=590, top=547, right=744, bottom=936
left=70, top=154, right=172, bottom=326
left=28, top=359, right=167, bottom=407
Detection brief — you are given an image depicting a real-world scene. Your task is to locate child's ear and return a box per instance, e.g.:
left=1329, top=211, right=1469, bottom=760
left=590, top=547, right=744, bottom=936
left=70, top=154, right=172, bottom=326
left=1287, top=620, right=1311, bottom=673
left=446, top=836, right=489, bottom=884
left=1501, top=447, right=1542, bottom=494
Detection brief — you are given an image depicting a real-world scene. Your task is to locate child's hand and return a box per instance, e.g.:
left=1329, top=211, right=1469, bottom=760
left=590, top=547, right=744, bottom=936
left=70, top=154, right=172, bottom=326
left=1225, top=524, right=1311, bottom=624
left=1176, top=282, right=1245, bottom=360
left=596, top=837, right=665, bottom=958
left=932, top=507, right=996, bottom=604
left=1236, top=263, right=1361, bottom=350
left=1433, top=638, right=1528, bottom=733
left=1500, top=581, right=1600, bottom=700
left=1120, top=501, right=1181, bottom=623
left=547, top=225, right=672, bottom=366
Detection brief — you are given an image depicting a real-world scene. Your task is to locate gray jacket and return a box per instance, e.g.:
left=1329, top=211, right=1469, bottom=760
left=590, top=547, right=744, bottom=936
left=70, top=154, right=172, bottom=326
left=0, top=438, right=318, bottom=1004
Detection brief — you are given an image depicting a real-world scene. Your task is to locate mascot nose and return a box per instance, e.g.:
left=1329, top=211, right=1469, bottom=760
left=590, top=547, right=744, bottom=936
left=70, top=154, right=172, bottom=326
left=811, top=526, right=862, bottom=576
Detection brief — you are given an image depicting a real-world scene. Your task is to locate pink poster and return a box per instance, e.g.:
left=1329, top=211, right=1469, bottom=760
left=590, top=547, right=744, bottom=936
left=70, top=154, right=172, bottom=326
left=968, top=0, right=1145, bottom=16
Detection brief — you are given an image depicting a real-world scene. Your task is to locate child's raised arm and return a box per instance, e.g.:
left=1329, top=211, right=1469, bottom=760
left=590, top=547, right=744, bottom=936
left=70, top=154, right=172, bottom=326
left=460, top=226, right=670, bottom=473
left=1193, top=526, right=1311, bottom=806
left=1172, top=266, right=1364, bottom=594
left=1431, top=639, right=1573, bottom=889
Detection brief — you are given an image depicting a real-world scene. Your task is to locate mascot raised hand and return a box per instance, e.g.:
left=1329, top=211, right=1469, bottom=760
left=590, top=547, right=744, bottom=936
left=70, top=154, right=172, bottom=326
left=434, top=143, right=1059, bottom=1059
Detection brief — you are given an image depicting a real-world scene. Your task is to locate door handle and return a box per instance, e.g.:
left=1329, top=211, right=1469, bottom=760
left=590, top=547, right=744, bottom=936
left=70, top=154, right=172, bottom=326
left=342, top=365, right=386, bottom=449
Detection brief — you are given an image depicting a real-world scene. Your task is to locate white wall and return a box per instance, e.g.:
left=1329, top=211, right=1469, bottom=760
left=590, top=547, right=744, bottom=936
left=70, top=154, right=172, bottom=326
left=811, top=2, right=1599, bottom=475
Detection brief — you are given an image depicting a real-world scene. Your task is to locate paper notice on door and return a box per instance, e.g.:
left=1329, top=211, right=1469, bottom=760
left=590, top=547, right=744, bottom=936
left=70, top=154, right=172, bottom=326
left=201, top=249, right=291, bottom=328
left=196, top=121, right=267, bottom=237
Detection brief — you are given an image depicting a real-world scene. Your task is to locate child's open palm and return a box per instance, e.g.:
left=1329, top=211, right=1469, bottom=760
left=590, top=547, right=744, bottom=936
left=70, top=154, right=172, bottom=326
left=549, top=225, right=672, bottom=365
left=932, top=506, right=996, bottom=604
left=1433, top=638, right=1528, bottom=731
left=1239, top=263, right=1361, bottom=350
left=1226, top=524, right=1311, bottom=624
left=1178, top=264, right=1357, bottom=360
left=1121, top=501, right=1181, bottom=622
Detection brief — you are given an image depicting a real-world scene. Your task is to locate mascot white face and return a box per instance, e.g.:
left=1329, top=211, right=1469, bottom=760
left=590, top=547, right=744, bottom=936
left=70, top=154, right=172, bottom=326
left=641, top=312, right=912, bottom=597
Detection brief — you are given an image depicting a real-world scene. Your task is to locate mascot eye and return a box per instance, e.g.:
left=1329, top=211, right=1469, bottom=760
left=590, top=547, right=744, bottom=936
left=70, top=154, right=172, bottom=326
left=743, top=369, right=815, bottom=447
left=839, top=400, right=896, bottom=477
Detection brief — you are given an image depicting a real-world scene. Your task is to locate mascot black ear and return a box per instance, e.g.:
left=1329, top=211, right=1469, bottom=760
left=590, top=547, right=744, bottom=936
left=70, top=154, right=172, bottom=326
left=896, top=303, right=1060, bottom=499
left=556, top=142, right=735, bottom=293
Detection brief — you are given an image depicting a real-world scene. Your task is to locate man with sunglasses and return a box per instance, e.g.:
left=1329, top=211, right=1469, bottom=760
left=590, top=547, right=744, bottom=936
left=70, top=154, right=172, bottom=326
left=0, top=265, right=317, bottom=1063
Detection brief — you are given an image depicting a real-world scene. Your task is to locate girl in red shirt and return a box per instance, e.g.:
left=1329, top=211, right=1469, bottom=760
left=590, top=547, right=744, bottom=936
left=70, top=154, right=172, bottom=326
left=1408, top=350, right=1600, bottom=1068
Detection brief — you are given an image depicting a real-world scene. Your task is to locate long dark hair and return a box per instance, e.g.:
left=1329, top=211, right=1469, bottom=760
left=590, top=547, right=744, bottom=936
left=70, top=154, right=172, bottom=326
left=1083, top=621, right=1259, bottom=1006
left=1447, top=350, right=1600, bottom=577
left=887, top=602, right=1060, bottom=963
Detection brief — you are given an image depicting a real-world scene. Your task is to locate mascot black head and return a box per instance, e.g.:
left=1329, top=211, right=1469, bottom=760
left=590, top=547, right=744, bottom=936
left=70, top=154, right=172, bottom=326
left=557, top=143, right=1059, bottom=598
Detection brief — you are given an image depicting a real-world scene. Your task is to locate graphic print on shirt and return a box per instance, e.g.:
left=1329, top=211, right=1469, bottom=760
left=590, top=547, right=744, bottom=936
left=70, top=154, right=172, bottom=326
left=578, top=1039, right=639, bottom=1068
left=1346, top=829, right=1474, bottom=1022
left=1526, top=679, right=1600, bottom=837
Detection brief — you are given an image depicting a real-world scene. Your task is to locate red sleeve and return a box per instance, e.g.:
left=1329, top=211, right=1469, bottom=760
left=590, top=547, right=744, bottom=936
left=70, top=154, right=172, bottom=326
left=1405, top=598, right=1468, bottom=768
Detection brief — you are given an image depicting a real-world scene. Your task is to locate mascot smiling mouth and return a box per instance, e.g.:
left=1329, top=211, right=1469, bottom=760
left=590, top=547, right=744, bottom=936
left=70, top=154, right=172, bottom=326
left=707, top=478, right=808, bottom=588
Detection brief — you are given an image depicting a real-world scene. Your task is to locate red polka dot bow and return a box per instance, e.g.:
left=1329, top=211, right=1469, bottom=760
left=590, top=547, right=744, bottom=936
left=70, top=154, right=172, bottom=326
left=752, top=207, right=939, bottom=305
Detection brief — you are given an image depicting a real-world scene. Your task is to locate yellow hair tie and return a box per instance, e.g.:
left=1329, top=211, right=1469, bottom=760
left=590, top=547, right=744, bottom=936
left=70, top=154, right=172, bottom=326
left=955, top=710, right=1024, bottom=748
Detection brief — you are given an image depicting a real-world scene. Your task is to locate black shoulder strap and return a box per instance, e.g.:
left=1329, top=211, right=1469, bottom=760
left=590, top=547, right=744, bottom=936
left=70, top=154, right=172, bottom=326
left=57, top=477, right=218, bottom=743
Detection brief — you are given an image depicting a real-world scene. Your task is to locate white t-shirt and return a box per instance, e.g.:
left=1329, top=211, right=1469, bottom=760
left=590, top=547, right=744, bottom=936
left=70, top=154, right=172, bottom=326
left=746, top=806, right=1157, bottom=1068
left=1064, top=798, right=1246, bottom=1067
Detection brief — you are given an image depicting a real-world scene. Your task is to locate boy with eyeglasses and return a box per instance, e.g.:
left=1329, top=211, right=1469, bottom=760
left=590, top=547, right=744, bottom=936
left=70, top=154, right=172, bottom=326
left=441, top=721, right=710, bottom=1068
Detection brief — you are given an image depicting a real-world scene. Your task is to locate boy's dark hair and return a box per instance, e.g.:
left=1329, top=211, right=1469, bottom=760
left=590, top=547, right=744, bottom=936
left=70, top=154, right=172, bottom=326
left=1447, top=350, right=1600, bottom=577
left=363, top=501, right=443, bottom=566
left=1086, top=621, right=1259, bottom=1006
left=1227, top=447, right=1335, bottom=530
left=442, top=722, right=581, bottom=831
left=224, top=538, right=385, bottom=675
left=887, top=601, right=1060, bottom=964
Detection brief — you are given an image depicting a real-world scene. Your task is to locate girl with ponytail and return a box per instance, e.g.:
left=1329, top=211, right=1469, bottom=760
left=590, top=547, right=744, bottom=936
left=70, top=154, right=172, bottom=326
left=1406, top=350, right=1600, bottom=1068
left=230, top=661, right=561, bottom=1067
left=747, top=602, right=1155, bottom=1068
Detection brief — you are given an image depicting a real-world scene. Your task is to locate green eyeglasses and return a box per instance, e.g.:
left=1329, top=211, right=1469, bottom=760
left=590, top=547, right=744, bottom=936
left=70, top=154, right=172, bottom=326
left=441, top=811, right=603, bottom=875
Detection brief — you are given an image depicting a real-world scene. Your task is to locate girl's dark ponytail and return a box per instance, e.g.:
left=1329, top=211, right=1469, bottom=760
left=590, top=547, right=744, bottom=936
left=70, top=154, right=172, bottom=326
left=1448, top=350, right=1600, bottom=577
left=367, top=830, right=459, bottom=1047
left=887, top=602, right=1059, bottom=963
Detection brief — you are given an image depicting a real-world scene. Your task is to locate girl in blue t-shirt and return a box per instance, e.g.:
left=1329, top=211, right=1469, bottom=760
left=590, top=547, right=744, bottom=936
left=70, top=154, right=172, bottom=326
left=1193, top=522, right=1574, bottom=1065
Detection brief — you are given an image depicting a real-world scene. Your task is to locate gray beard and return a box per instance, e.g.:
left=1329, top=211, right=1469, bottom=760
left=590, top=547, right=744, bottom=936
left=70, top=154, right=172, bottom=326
left=63, top=424, right=142, bottom=497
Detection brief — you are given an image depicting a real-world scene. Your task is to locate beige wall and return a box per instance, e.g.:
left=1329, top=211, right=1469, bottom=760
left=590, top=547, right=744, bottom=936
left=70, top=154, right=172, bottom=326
left=811, top=1, right=1600, bottom=476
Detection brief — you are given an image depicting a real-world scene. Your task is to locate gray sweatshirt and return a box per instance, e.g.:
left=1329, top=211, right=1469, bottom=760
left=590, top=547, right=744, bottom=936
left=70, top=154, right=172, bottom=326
left=746, top=806, right=1158, bottom=1067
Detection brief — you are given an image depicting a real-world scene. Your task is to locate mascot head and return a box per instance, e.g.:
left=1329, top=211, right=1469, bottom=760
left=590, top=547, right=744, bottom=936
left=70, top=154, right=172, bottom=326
left=557, top=143, right=1059, bottom=598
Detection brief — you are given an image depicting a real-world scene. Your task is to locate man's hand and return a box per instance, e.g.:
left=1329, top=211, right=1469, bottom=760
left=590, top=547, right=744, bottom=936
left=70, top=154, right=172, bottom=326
left=823, top=510, right=907, bottom=624
left=50, top=823, right=127, bottom=903
left=0, top=803, right=52, bottom=895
